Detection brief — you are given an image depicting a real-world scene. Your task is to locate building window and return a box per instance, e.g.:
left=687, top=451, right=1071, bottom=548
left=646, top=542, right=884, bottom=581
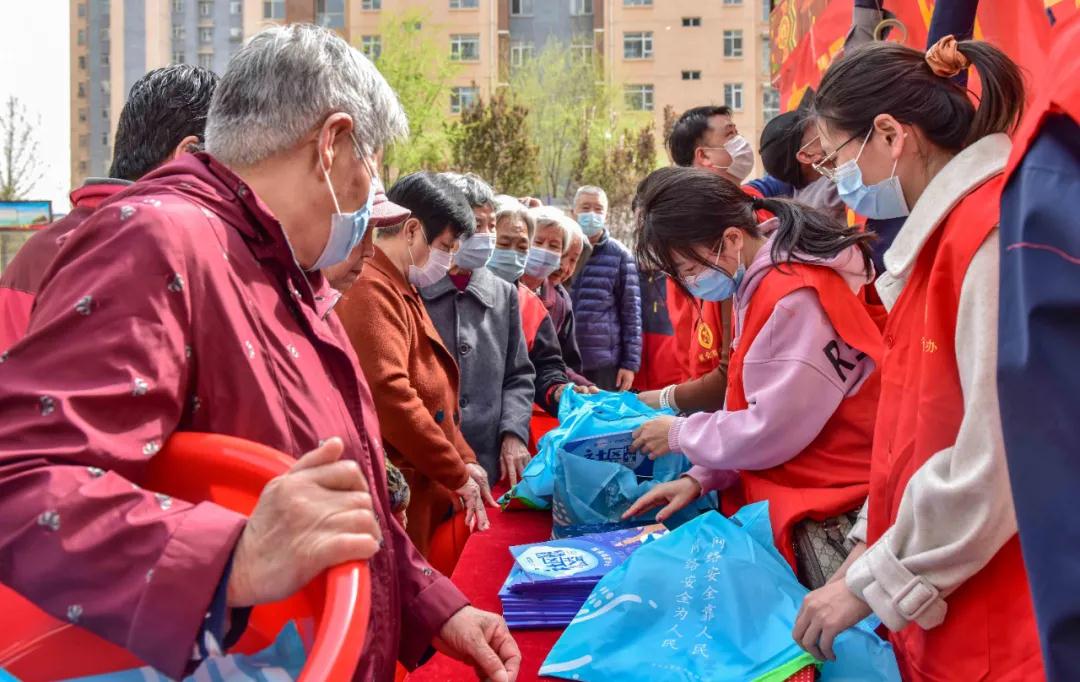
left=230, top=26, right=243, bottom=40
left=763, top=87, right=780, bottom=123
left=681, top=70, right=702, bottom=81
left=200, top=27, right=214, bottom=44
left=763, top=0, right=772, bottom=20
left=199, top=0, right=213, bottom=18
left=101, top=80, right=110, bottom=95
left=450, top=0, right=479, bottom=7
left=361, top=35, right=382, bottom=60
left=361, top=0, right=381, bottom=9
left=100, top=26, right=110, bottom=42
left=78, top=55, right=86, bottom=70
left=510, top=42, right=534, bottom=68
left=78, top=108, right=87, bottom=123
left=101, top=133, right=108, bottom=146
left=625, top=84, right=654, bottom=111
left=79, top=134, right=89, bottom=148
left=724, top=82, right=744, bottom=110
left=510, top=0, right=533, bottom=16
left=173, top=0, right=184, bottom=11
left=571, top=0, right=593, bottom=15
left=173, top=25, right=186, bottom=39
left=624, top=0, right=652, bottom=5
left=450, top=86, right=479, bottom=114
left=450, top=34, right=480, bottom=61
left=78, top=3, right=86, bottom=17
left=682, top=17, right=702, bottom=27
left=623, top=31, right=653, bottom=59
left=230, top=0, right=241, bottom=14
left=316, top=0, right=345, bottom=28
left=173, top=50, right=185, bottom=63
left=78, top=29, right=85, bottom=45
left=199, top=53, right=215, bottom=69
left=724, top=0, right=742, bottom=4
left=101, top=52, right=109, bottom=66
left=723, top=29, right=743, bottom=58
left=762, top=36, right=771, bottom=73
left=79, top=161, right=88, bottom=174
left=571, top=40, right=594, bottom=62
left=78, top=82, right=86, bottom=98
left=102, top=107, right=109, bottom=120
left=263, top=0, right=284, bottom=18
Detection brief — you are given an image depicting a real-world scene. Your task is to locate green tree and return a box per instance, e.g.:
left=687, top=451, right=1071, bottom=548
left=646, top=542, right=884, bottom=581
left=510, top=39, right=615, bottom=202
left=576, top=120, right=658, bottom=247
left=448, top=90, right=540, bottom=196
left=365, top=10, right=460, bottom=183
left=0, top=96, right=44, bottom=201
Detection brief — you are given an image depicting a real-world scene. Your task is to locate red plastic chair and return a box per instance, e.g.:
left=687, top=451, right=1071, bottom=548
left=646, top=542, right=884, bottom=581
left=0, top=432, right=370, bottom=681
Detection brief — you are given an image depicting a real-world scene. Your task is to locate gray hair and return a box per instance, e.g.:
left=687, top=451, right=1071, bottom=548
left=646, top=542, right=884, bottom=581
left=531, top=206, right=576, bottom=255
left=205, top=24, right=408, bottom=166
left=443, top=172, right=495, bottom=210
left=573, top=185, right=608, bottom=210
left=496, top=204, right=536, bottom=239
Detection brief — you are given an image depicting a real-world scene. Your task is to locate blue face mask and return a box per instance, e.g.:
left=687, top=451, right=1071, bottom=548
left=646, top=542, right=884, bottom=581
left=524, top=247, right=562, bottom=280
left=454, top=232, right=496, bottom=270
left=832, top=130, right=910, bottom=220
left=577, top=212, right=605, bottom=237
left=488, top=247, right=528, bottom=283
left=311, top=156, right=376, bottom=272
left=683, top=244, right=745, bottom=302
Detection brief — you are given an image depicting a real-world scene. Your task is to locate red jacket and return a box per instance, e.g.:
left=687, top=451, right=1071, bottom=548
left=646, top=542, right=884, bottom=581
left=0, top=180, right=129, bottom=351
left=868, top=175, right=1042, bottom=682
left=722, top=263, right=880, bottom=567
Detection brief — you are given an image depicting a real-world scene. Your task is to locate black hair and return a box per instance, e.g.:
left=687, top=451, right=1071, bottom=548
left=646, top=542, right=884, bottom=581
left=759, top=109, right=814, bottom=188
left=633, top=167, right=874, bottom=285
left=666, top=105, right=733, bottom=167
left=108, top=65, right=219, bottom=181
left=387, top=171, right=476, bottom=243
left=814, top=41, right=1024, bottom=152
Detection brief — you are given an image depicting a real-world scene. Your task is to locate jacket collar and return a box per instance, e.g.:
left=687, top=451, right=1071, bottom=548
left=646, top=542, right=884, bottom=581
left=420, top=267, right=496, bottom=308
left=876, top=133, right=1011, bottom=308
left=70, top=178, right=132, bottom=209
left=369, top=245, right=416, bottom=298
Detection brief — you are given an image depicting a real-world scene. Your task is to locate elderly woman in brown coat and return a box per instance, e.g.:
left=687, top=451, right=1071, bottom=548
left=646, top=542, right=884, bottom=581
left=337, top=172, right=495, bottom=556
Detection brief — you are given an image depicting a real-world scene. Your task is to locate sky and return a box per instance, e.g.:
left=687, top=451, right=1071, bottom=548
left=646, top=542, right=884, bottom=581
left=0, top=1, right=71, bottom=213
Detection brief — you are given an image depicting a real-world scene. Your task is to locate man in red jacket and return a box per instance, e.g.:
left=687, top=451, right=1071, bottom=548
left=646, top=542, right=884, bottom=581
left=0, top=64, right=217, bottom=352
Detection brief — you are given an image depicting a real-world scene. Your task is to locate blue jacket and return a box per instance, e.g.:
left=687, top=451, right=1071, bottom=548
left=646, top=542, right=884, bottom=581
left=571, top=233, right=642, bottom=372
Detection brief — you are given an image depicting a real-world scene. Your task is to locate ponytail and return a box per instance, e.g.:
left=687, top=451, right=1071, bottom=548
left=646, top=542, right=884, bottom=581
left=756, top=197, right=875, bottom=280
left=815, top=39, right=1024, bottom=154
left=633, top=166, right=875, bottom=284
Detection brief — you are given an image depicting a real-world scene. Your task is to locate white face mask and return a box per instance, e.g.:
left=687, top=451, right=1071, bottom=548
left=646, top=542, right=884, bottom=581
left=700, top=135, right=756, bottom=183
left=408, top=245, right=453, bottom=289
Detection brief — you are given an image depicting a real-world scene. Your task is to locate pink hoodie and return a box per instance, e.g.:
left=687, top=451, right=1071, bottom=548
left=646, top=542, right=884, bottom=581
left=670, top=233, right=877, bottom=492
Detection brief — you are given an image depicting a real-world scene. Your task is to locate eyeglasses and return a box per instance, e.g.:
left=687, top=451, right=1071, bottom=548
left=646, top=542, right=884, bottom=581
left=812, top=129, right=870, bottom=181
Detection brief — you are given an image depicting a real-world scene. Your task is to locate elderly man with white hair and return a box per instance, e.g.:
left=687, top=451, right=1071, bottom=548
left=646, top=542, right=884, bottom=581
left=0, top=24, right=518, bottom=682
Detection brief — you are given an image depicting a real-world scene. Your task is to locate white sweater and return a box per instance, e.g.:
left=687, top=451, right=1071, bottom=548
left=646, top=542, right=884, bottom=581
left=845, top=134, right=1019, bottom=632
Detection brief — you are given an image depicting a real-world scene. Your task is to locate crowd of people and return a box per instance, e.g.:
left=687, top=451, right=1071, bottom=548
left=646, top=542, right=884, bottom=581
left=0, top=8, right=1076, bottom=682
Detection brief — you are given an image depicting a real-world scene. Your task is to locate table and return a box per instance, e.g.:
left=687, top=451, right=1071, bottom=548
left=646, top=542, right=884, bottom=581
left=408, top=506, right=558, bottom=681
left=407, top=505, right=819, bottom=682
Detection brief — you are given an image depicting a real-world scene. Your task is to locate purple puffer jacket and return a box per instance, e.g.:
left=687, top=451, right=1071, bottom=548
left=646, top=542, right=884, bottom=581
left=570, top=233, right=642, bottom=372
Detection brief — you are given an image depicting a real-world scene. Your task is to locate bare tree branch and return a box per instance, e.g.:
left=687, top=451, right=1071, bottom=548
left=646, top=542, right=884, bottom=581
left=0, top=95, right=45, bottom=201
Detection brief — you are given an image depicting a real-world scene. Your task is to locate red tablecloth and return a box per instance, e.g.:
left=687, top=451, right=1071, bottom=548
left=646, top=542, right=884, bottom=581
left=408, top=507, right=557, bottom=681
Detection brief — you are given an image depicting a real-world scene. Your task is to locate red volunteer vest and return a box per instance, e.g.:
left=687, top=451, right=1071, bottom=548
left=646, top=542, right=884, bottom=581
left=666, top=287, right=729, bottom=381
left=516, top=284, right=547, bottom=352
left=722, top=263, right=881, bottom=567
left=867, top=175, right=1043, bottom=681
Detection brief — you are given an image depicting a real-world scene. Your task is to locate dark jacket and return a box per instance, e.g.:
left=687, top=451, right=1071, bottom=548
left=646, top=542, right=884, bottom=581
left=539, top=280, right=589, bottom=385
left=571, top=233, right=642, bottom=372
left=420, top=268, right=534, bottom=482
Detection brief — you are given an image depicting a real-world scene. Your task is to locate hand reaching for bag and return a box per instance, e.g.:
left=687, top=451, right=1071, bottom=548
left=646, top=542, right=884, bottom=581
left=621, top=476, right=702, bottom=523
left=630, top=416, right=677, bottom=459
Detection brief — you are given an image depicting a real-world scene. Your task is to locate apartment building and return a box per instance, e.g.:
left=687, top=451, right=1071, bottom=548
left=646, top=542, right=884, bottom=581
left=71, top=0, right=773, bottom=186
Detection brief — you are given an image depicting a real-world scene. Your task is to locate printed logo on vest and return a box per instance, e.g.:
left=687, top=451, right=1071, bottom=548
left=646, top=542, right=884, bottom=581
left=696, top=322, right=715, bottom=350
left=921, top=337, right=939, bottom=353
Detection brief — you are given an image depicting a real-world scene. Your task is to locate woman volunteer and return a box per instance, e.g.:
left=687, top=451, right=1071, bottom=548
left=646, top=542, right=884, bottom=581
left=623, top=167, right=881, bottom=581
left=792, top=37, right=1043, bottom=679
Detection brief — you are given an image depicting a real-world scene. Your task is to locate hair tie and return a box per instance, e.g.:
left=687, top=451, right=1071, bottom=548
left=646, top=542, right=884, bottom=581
left=925, top=35, right=970, bottom=78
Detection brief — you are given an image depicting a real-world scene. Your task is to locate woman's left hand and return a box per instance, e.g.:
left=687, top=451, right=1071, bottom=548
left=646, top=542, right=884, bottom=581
left=793, top=578, right=872, bottom=661
left=631, top=416, right=677, bottom=459
left=555, top=383, right=600, bottom=403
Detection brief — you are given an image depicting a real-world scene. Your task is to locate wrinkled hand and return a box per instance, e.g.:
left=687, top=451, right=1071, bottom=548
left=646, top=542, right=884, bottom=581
left=435, top=606, right=521, bottom=682
left=637, top=389, right=662, bottom=409
left=793, top=578, right=872, bottom=661
left=394, top=508, right=408, bottom=529
left=467, top=462, right=499, bottom=507
left=615, top=368, right=636, bottom=392
left=499, top=435, right=531, bottom=488
left=622, top=476, right=701, bottom=523
left=456, top=475, right=492, bottom=532
left=630, top=416, right=677, bottom=459
left=554, top=383, right=600, bottom=404
left=227, top=437, right=380, bottom=608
